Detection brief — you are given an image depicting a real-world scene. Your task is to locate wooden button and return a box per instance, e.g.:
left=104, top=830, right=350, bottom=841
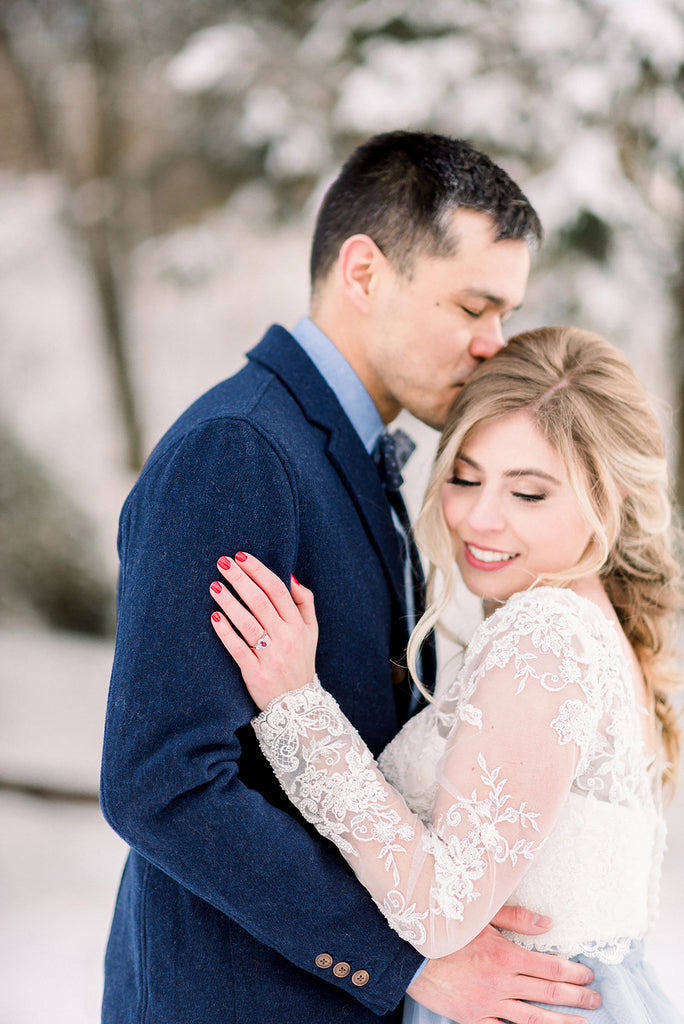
left=351, top=969, right=370, bottom=987
left=315, top=953, right=333, bottom=969
left=332, top=961, right=350, bottom=978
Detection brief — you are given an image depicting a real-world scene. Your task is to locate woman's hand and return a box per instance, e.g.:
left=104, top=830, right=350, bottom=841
left=209, top=552, right=318, bottom=711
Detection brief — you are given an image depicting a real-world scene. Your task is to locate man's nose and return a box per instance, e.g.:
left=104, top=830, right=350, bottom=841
left=469, top=317, right=504, bottom=360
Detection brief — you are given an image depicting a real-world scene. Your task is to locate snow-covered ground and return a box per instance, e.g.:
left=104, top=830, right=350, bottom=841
left=0, top=173, right=682, bottom=1022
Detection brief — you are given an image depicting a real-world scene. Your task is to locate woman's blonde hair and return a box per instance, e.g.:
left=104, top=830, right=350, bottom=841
left=409, top=325, right=681, bottom=790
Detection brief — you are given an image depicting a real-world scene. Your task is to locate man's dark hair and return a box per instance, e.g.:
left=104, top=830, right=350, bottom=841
left=310, top=130, right=542, bottom=289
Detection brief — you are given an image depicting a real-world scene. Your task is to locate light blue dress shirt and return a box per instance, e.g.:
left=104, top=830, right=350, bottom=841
left=290, top=315, right=418, bottom=685
left=290, top=316, right=384, bottom=455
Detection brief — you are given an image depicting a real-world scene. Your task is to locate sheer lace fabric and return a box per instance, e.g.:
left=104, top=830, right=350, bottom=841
left=253, top=588, right=664, bottom=961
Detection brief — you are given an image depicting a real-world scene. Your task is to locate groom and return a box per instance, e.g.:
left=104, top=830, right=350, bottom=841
left=101, top=132, right=599, bottom=1022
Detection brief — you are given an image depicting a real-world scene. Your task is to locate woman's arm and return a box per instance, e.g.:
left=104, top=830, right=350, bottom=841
left=210, top=554, right=594, bottom=960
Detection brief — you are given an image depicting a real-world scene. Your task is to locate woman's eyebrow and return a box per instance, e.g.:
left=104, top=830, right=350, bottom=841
left=454, top=453, right=479, bottom=469
left=504, top=468, right=562, bottom=485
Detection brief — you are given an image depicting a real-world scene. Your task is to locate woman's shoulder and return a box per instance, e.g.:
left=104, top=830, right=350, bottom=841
left=489, top=585, right=611, bottom=630
left=466, top=586, right=618, bottom=665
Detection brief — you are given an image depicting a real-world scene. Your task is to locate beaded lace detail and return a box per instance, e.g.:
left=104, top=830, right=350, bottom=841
left=253, top=588, right=664, bottom=960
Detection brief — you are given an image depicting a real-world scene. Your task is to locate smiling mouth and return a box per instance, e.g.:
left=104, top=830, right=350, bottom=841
left=465, top=543, right=518, bottom=565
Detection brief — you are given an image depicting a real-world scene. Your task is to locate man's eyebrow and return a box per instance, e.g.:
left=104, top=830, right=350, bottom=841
left=459, top=287, right=523, bottom=311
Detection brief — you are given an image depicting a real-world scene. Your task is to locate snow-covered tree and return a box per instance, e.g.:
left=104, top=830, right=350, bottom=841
left=3, top=0, right=684, bottom=491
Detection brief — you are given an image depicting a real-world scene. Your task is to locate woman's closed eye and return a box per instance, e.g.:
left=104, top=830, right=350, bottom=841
left=513, top=490, right=547, bottom=503
left=448, top=474, right=480, bottom=488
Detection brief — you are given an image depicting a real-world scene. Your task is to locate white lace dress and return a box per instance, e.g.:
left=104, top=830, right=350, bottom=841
left=252, top=587, right=681, bottom=1023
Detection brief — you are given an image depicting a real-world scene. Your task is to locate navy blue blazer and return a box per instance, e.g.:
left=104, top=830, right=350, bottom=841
left=101, top=326, right=425, bottom=1023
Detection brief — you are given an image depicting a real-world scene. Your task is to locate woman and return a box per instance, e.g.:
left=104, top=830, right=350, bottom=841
left=208, top=326, right=682, bottom=1023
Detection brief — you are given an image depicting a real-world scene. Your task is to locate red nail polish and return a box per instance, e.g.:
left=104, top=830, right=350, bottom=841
left=235, top=551, right=248, bottom=562
left=291, top=574, right=300, bottom=587
left=217, top=556, right=231, bottom=570
left=211, top=612, right=222, bottom=622
left=210, top=582, right=222, bottom=593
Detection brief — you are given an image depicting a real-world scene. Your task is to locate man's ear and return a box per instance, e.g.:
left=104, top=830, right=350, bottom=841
left=338, top=234, right=385, bottom=313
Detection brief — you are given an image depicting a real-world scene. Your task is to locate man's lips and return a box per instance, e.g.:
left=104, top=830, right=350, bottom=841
left=464, top=542, right=519, bottom=570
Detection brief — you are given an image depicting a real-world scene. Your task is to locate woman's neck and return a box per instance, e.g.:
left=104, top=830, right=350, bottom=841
left=481, top=574, right=609, bottom=620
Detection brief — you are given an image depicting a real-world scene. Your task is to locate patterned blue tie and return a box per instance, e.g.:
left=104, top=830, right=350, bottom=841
left=373, top=430, right=436, bottom=706
left=373, top=429, right=415, bottom=491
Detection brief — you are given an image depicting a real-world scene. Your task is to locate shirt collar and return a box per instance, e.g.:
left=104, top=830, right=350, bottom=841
left=290, top=316, right=384, bottom=455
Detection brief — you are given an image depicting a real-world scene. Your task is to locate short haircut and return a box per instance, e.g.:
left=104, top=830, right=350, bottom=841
left=310, top=130, right=542, bottom=289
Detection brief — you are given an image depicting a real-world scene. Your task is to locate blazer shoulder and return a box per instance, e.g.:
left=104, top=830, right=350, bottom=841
left=142, top=360, right=293, bottom=465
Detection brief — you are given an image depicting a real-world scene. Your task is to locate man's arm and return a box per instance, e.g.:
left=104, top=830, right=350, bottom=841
left=410, top=908, right=600, bottom=1024
left=100, top=419, right=422, bottom=1015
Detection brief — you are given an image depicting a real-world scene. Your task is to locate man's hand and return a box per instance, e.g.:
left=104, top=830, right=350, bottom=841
left=406, top=906, right=601, bottom=1024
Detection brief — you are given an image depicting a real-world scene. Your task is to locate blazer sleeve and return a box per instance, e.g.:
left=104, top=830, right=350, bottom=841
left=100, top=416, right=423, bottom=1015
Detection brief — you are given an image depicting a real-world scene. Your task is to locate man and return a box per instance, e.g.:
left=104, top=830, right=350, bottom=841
left=101, top=131, right=600, bottom=1023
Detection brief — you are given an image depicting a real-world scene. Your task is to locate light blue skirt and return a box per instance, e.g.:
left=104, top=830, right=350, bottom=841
left=402, top=944, right=682, bottom=1024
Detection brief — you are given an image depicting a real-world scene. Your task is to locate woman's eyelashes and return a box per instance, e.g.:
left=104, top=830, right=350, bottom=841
left=448, top=473, right=548, bottom=504
left=512, top=490, right=547, bottom=503
left=448, top=474, right=479, bottom=487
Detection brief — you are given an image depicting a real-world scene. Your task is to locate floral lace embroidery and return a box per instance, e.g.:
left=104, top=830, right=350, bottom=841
left=253, top=587, right=663, bottom=961
left=424, top=754, right=544, bottom=916
left=256, top=686, right=545, bottom=951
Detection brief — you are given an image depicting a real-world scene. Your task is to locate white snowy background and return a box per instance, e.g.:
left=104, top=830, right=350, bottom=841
left=2, top=0, right=684, bottom=1020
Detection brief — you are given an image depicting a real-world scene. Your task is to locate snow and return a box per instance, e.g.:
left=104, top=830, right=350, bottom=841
left=0, top=790, right=126, bottom=1024
left=264, top=123, right=331, bottom=179
left=603, top=0, right=684, bottom=75
left=334, top=37, right=480, bottom=132
left=165, top=23, right=265, bottom=95
left=238, top=86, right=293, bottom=146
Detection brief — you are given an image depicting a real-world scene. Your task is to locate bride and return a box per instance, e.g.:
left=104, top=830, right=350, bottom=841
left=208, top=326, right=682, bottom=1023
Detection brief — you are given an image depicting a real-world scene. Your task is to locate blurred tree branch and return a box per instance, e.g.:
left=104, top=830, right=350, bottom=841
left=1, top=0, right=143, bottom=466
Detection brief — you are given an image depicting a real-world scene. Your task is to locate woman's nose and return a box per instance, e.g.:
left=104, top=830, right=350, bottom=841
left=466, top=490, right=505, bottom=532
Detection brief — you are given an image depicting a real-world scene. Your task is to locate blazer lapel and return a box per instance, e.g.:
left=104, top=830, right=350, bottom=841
left=248, top=326, right=407, bottom=617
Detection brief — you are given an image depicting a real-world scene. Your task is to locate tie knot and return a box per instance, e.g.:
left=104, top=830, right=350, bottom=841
left=373, top=429, right=415, bottom=493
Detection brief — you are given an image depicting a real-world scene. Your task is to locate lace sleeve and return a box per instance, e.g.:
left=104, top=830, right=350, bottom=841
left=252, top=591, right=601, bottom=958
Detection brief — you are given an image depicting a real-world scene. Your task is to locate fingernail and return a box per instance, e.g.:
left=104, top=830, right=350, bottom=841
left=217, top=556, right=231, bottom=570
left=235, top=551, right=248, bottom=562
left=534, top=914, right=552, bottom=928
left=291, top=573, right=300, bottom=586
left=210, top=582, right=222, bottom=593
left=211, top=612, right=222, bottom=622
